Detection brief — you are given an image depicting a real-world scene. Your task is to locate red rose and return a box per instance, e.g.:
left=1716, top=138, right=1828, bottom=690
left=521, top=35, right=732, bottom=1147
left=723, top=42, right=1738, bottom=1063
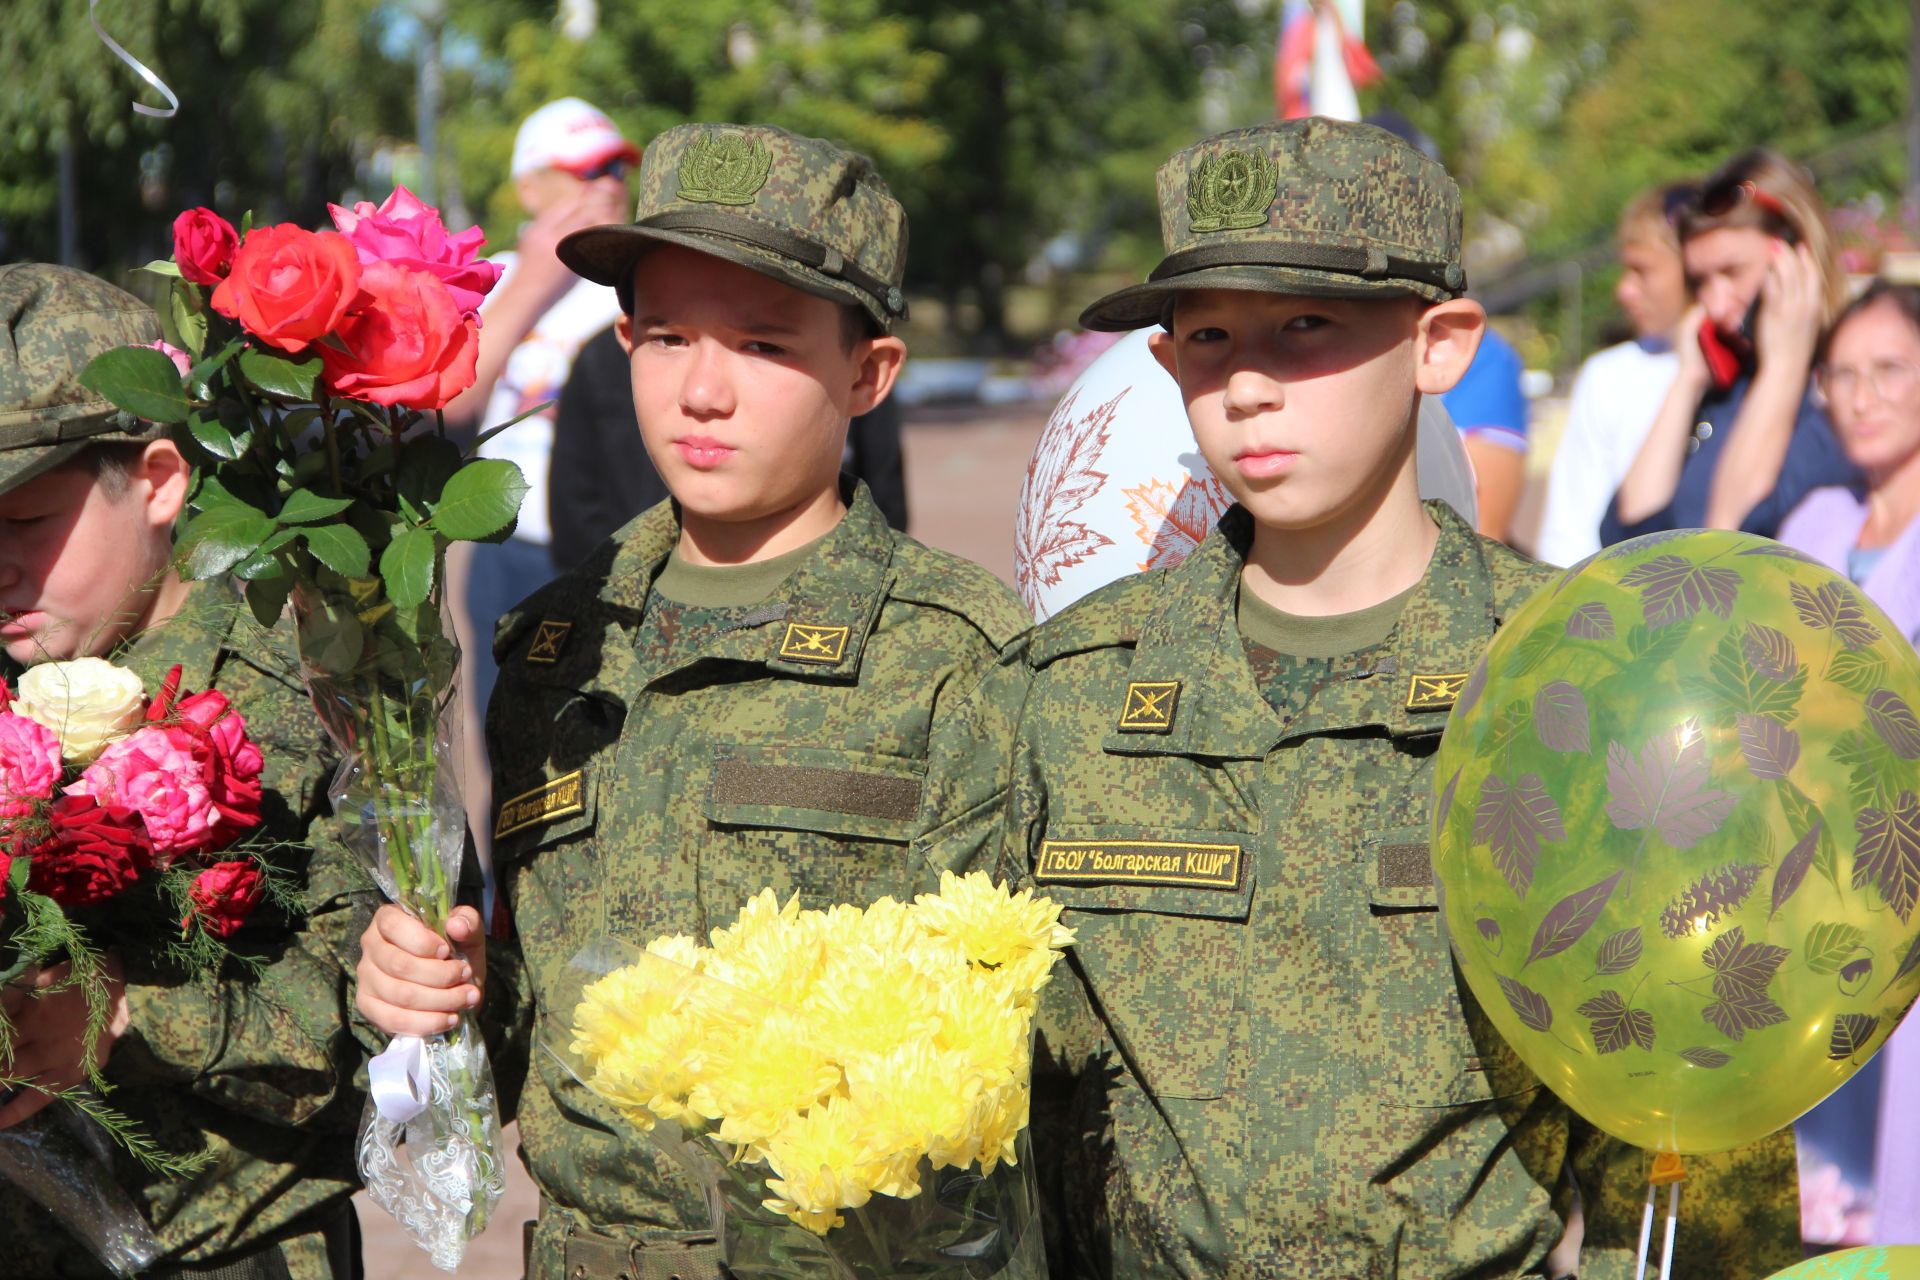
left=172, top=208, right=240, bottom=286
left=319, top=262, right=478, bottom=409
left=26, top=795, right=154, bottom=907
left=210, top=225, right=361, bottom=354
left=168, top=689, right=265, bottom=842
left=186, top=860, right=264, bottom=939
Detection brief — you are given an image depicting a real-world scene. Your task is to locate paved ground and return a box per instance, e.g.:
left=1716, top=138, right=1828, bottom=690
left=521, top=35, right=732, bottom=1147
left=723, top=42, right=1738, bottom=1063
left=355, top=404, right=1049, bottom=1279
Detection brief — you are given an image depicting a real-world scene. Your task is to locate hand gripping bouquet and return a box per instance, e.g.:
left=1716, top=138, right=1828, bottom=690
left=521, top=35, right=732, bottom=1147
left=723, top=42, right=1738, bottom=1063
left=80, top=191, right=525, bottom=1269
left=0, top=657, right=275, bottom=1276
left=552, top=873, right=1073, bottom=1279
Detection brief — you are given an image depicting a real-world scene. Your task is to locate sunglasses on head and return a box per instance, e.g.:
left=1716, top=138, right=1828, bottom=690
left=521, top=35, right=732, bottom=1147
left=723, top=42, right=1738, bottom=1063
left=569, top=156, right=633, bottom=182
left=1700, top=178, right=1790, bottom=222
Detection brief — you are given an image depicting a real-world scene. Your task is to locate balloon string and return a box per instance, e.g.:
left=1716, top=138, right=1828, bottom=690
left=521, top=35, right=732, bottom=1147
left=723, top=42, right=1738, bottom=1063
left=88, top=0, right=180, bottom=119
left=1634, top=1180, right=1656, bottom=1280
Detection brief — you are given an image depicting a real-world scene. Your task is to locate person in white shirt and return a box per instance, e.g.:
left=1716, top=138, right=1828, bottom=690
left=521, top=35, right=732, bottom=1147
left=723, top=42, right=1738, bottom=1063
left=1537, top=182, right=1694, bottom=565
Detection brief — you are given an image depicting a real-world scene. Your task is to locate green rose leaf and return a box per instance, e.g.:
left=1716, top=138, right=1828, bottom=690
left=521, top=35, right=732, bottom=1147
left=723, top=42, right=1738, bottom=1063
left=179, top=505, right=275, bottom=579
left=169, top=287, right=207, bottom=360
left=276, top=490, right=355, bottom=525
left=244, top=573, right=295, bottom=629
left=238, top=347, right=321, bottom=401
left=380, top=525, right=439, bottom=612
left=186, top=413, right=247, bottom=462
left=231, top=528, right=298, bottom=581
left=139, top=259, right=183, bottom=278
left=187, top=338, right=245, bottom=395
left=78, top=345, right=192, bottom=424
left=430, top=459, right=528, bottom=541
left=299, top=523, right=372, bottom=577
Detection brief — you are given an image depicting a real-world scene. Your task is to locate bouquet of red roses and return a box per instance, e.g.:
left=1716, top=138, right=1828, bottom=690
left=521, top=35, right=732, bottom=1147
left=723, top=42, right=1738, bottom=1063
left=79, top=188, right=521, bottom=1270
left=0, top=657, right=269, bottom=1277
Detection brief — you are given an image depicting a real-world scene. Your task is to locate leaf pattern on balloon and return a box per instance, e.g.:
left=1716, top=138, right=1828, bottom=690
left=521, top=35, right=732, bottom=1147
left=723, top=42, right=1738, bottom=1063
left=1566, top=602, right=1616, bottom=641
left=1679, top=1046, right=1733, bottom=1068
left=1741, top=623, right=1799, bottom=682
left=1828, top=1013, right=1879, bottom=1061
left=1700, top=926, right=1790, bottom=1041
left=1435, top=765, right=1463, bottom=832
left=1456, top=657, right=1490, bottom=719
left=1770, top=822, right=1823, bottom=917
left=1013, top=387, right=1122, bottom=615
left=1534, top=681, right=1591, bottom=754
left=1578, top=989, right=1655, bottom=1053
left=1803, top=921, right=1867, bottom=975
left=1660, top=862, right=1763, bottom=938
left=1685, top=629, right=1805, bottom=723
left=1738, top=542, right=1821, bottom=565
left=1124, top=474, right=1234, bottom=572
left=1827, top=648, right=1888, bottom=696
left=1473, top=773, right=1566, bottom=899
left=1626, top=616, right=1693, bottom=668
left=1834, top=730, right=1910, bottom=814
left=1504, top=626, right=1560, bottom=679
left=1895, top=932, right=1920, bottom=986
left=1853, top=791, right=1920, bottom=923
left=1789, top=579, right=1882, bottom=649
left=1737, top=713, right=1801, bottom=781
left=1526, top=872, right=1623, bottom=967
left=1866, top=689, right=1920, bottom=761
left=1497, top=974, right=1554, bottom=1032
left=1592, top=927, right=1643, bottom=977
left=1604, top=719, right=1738, bottom=849
left=1618, top=555, right=1742, bottom=629
left=1476, top=917, right=1504, bottom=955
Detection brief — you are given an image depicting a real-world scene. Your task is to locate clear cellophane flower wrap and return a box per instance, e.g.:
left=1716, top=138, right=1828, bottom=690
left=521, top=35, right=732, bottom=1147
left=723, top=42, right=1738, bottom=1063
left=0, top=1105, right=161, bottom=1278
left=546, top=873, right=1072, bottom=1279
left=293, top=575, right=504, bottom=1271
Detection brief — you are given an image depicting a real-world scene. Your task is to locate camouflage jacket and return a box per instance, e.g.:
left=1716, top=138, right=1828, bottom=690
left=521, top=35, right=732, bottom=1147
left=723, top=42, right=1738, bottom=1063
left=0, top=590, right=376, bottom=1280
left=998, top=502, right=1799, bottom=1280
left=484, top=483, right=1031, bottom=1280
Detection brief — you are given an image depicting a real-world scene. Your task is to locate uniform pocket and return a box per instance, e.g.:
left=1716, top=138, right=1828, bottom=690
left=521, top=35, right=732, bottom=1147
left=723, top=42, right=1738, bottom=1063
left=1035, top=824, right=1252, bottom=1101
left=1362, top=824, right=1500, bottom=1108
left=703, top=743, right=925, bottom=844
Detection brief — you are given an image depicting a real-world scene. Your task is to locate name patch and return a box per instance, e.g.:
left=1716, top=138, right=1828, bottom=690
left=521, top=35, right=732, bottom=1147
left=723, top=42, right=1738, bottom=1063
left=526, top=620, right=572, bottom=665
left=495, top=770, right=586, bottom=838
left=778, top=622, right=850, bottom=664
left=1406, top=671, right=1469, bottom=711
left=1117, top=681, right=1180, bottom=733
left=1036, top=839, right=1243, bottom=890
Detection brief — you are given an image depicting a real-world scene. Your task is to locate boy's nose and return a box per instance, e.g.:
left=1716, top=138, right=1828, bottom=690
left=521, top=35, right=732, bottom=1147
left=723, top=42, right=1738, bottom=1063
left=1221, top=367, right=1284, bottom=418
left=678, top=341, right=736, bottom=418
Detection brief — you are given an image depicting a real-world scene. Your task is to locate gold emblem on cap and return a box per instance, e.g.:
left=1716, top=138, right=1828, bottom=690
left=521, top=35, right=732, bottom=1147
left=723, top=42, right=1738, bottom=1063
left=1118, top=681, right=1180, bottom=732
left=778, top=622, right=850, bottom=664
left=526, top=620, right=572, bottom=665
left=678, top=131, right=773, bottom=206
left=1406, top=671, right=1469, bottom=711
left=1188, top=148, right=1278, bottom=233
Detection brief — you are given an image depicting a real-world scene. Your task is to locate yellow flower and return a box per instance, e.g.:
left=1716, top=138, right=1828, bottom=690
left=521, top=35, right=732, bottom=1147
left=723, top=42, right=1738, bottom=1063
left=845, top=1042, right=986, bottom=1173
left=805, top=942, right=943, bottom=1070
left=706, top=890, right=826, bottom=1008
left=690, top=1008, right=840, bottom=1152
left=762, top=1097, right=874, bottom=1234
left=933, top=967, right=1029, bottom=1088
left=912, top=871, right=1074, bottom=989
left=971, top=1082, right=1030, bottom=1175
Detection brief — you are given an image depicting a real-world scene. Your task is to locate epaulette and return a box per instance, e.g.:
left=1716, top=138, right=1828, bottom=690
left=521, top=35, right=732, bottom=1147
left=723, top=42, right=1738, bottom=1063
left=1026, top=570, right=1169, bottom=667
left=886, top=539, right=1033, bottom=651
left=1481, top=536, right=1562, bottom=624
left=490, top=540, right=620, bottom=667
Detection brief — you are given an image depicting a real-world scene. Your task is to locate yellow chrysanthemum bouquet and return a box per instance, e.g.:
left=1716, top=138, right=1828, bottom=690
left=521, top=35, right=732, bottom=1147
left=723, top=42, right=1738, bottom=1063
left=555, top=872, right=1072, bottom=1278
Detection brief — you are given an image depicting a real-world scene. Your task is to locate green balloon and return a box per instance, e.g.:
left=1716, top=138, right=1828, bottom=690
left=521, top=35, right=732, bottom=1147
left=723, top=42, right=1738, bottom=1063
left=1765, top=1247, right=1920, bottom=1279
left=1431, top=530, right=1920, bottom=1154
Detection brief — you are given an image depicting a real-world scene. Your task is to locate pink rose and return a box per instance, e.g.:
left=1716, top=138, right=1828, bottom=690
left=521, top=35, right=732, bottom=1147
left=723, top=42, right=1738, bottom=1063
left=169, top=690, right=264, bottom=841
left=147, top=340, right=192, bottom=377
left=328, top=186, right=502, bottom=319
left=68, top=725, right=219, bottom=858
left=185, top=860, right=265, bottom=939
left=172, top=208, right=240, bottom=286
left=0, top=712, right=62, bottom=819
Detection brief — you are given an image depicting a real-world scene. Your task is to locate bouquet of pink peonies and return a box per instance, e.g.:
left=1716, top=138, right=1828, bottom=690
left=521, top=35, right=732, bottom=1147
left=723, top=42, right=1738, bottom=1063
left=81, top=187, right=525, bottom=1269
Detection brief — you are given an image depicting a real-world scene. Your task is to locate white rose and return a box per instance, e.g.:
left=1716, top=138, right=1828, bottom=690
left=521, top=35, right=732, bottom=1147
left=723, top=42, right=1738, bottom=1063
left=15, top=658, right=149, bottom=764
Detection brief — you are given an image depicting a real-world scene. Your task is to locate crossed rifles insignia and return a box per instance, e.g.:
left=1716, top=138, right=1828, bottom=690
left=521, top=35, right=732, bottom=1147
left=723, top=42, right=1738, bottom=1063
left=525, top=620, right=572, bottom=666
left=1406, top=671, right=1469, bottom=711
left=1117, top=681, right=1180, bottom=733
left=778, top=622, right=851, bottom=664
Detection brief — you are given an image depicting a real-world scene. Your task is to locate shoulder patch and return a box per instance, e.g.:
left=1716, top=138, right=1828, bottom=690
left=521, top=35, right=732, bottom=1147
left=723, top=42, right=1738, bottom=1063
left=886, top=540, right=1033, bottom=650
left=1026, top=571, right=1166, bottom=667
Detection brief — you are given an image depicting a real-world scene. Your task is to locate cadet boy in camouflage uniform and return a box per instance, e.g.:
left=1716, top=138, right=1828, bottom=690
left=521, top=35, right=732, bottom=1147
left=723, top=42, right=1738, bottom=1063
left=1000, top=119, right=1799, bottom=1278
left=0, top=263, right=375, bottom=1280
left=354, top=124, right=1030, bottom=1280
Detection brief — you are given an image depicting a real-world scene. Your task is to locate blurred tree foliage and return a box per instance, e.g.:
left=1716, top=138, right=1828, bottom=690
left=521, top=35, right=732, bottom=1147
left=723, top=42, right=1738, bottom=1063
left=0, top=0, right=1911, bottom=349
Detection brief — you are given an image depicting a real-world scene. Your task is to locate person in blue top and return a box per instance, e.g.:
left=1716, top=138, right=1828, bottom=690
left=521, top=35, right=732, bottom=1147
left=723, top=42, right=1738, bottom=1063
left=1603, top=148, right=1857, bottom=544
left=1443, top=326, right=1529, bottom=541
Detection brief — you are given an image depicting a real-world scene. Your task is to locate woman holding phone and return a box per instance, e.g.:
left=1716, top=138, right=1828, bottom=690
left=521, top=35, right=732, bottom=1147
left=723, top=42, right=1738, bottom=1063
left=1603, top=149, right=1858, bottom=542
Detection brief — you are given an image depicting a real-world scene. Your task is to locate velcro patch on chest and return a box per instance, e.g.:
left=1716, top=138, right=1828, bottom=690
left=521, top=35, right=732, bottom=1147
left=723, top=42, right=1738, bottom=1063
left=1376, top=842, right=1433, bottom=890
left=495, top=770, right=587, bottom=837
left=1406, top=671, right=1468, bottom=711
left=1035, top=839, right=1243, bottom=890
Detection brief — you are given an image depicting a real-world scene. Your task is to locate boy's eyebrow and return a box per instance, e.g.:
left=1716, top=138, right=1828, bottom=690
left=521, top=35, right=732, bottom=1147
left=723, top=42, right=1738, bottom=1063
left=630, top=312, right=806, bottom=338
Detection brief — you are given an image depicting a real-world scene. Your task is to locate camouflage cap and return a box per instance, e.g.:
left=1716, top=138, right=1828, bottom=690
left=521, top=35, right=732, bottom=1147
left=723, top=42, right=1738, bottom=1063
left=0, top=263, right=165, bottom=497
left=558, top=123, right=909, bottom=333
left=1079, top=117, right=1468, bottom=332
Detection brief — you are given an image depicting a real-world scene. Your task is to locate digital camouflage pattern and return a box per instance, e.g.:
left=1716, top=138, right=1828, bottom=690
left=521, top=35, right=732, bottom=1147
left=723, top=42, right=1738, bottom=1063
left=483, top=484, right=1030, bottom=1280
left=0, top=263, right=167, bottom=497
left=0, top=592, right=378, bottom=1280
left=557, top=122, right=910, bottom=331
left=1079, top=117, right=1468, bottom=332
left=996, top=502, right=1800, bottom=1278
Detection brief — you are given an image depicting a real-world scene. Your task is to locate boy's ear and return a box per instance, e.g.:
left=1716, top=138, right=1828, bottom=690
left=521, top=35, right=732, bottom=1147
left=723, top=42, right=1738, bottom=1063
left=1147, top=328, right=1178, bottom=381
left=614, top=314, right=635, bottom=355
left=141, top=440, right=191, bottom=529
left=1414, top=298, right=1486, bottom=396
left=847, top=335, right=907, bottom=418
